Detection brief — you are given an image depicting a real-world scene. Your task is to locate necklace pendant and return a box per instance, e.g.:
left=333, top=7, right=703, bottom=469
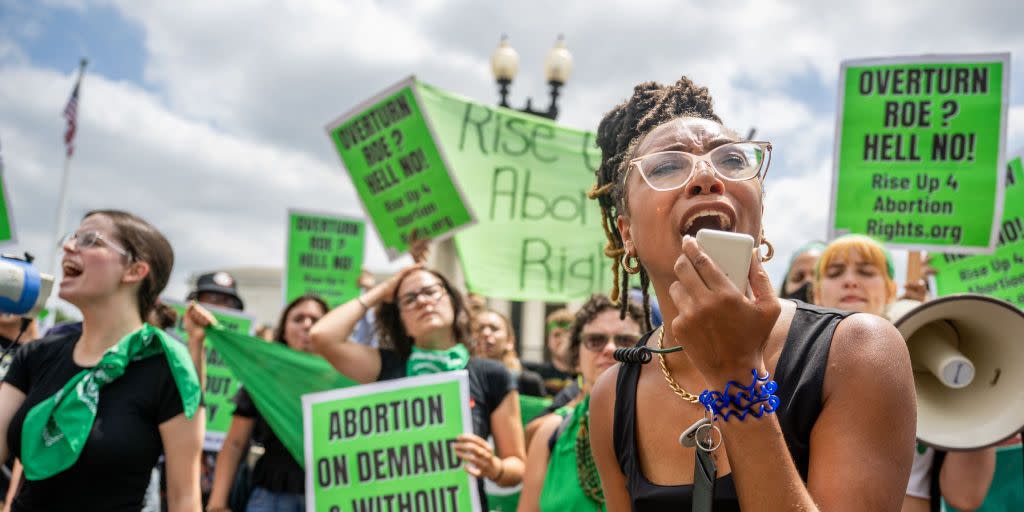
left=679, top=417, right=711, bottom=448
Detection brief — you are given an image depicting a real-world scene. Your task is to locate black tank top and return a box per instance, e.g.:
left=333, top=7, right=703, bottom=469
left=613, top=300, right=851, bottom=511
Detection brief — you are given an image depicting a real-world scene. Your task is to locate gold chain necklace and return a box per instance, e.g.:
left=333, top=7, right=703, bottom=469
left=656, top=326, right=702, bottom=404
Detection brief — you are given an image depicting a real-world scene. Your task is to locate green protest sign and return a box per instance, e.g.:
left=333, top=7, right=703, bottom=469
left=303, top=371, right=480, bottom=512
left=326, top=77, right=476, bottom=260
left=285, top=210, right=364, bottom=309
left=161, top=297, right=256, bottom=450
left=932, top=157, right=1024, bottom=306
left=830, top=54, right=1010, bottom=252
left=0, top=139, right=17, bottom=246
left=416, top=82, right=611, bottom=302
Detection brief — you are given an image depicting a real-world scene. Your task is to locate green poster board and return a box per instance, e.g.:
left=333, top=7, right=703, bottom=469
left=303, top=371, right=481, bottom=512
left=830, top=53, right=1010, bottom=253
left=326, top=77, right=476, bottom=260
left=416, top=82, right=612, bottom=302
left=0, top=139, right=17, bottom=246
left=932, top=157, right=1024, bottom=306
left=285, top=210, right=364, bottom=309
left=161, top=297, right=256, bottom=450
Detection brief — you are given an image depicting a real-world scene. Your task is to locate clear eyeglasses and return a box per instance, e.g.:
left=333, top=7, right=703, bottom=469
left=58, top=231, right=132, bottom=259
left=625, top=141, right=772, bottom=191
left=397, top=283, right=446, bottom=311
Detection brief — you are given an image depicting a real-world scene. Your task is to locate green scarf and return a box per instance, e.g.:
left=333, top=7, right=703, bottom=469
left=406, top=343, right=470, bottom=376
left=21, top=323, right=201, bottom=481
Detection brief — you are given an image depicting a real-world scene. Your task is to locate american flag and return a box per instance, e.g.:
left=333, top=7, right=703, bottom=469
left=63, top=82, right=80, bottom=157
left=63, top=59, right=87, bottom=158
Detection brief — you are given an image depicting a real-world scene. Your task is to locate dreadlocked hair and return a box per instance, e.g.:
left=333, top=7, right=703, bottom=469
left=590, top=76, right=720, bottom=330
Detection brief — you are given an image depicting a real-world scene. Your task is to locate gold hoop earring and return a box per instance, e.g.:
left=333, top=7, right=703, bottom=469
left=760, top=237, right=775, bottom=263
left=621, top=253, right=641, bottom=274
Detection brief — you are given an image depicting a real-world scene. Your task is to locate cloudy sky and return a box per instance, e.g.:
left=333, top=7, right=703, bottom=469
left=1, top=0, right=1021, bottom=307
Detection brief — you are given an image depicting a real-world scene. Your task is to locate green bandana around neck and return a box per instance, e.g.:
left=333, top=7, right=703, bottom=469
left=21, top=323, right=201, bottom=481
left=406, top=343, right=470, bottom=376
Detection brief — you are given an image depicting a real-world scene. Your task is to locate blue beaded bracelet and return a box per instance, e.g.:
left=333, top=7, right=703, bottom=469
left=699, top=369, right=780, bottom=421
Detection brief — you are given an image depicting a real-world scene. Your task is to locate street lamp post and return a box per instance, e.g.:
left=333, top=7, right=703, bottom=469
left=490, top=34, right=573, bottom=121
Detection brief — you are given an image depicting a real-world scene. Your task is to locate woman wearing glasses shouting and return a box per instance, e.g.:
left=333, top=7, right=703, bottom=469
left=311, top=264, right=526, bottom=511
left=0, top=210, right=203, bottom=511
left=518, top=294, right=643, bottom=512
left=586, top=78, right=916, bottom=511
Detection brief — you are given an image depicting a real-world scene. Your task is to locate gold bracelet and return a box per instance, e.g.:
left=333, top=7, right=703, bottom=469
left=356, top=295, right=370, bottom=310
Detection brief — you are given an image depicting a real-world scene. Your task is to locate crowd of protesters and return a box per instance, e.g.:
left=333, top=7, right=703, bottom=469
left=0, top=74, right=1018, bottom=512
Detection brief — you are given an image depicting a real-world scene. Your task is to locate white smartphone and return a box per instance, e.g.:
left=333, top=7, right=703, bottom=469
left=695, top=229, right=755, bottom=293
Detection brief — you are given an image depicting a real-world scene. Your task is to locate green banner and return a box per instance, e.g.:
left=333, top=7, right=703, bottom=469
left=161, top=297, right=255, bottom=450
left=326, top=77, right=476, bottom=260
left=416, top=82, right=610, bottom=302
left=0, top=139, right=17, bottom=246
left=830, top=54, right=1009, bottom=252
left=285, top=210, right=364, bottom=309
left=303, top=371, right=480, bottom=512
left=932, top=157, right=1024, bottom=305
left=204, top=326, right=354, bottom=465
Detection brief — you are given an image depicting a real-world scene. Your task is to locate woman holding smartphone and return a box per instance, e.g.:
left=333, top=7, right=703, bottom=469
left=586, top=77, right=916, bottom=511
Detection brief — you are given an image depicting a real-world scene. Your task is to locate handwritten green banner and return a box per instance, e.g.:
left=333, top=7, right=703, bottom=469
left=830, top=54, right=1009, bottom=252
left=416, top=82, right=613, bottom=302
left=161, top=297, right=255, bottom=450
left=285, top=210, right=364, bottom=309
left=932, top=157, right=1024, bottom=306
left=326, top=77, right=476, bottom=260
left=303, top=371, right=480, bottom=512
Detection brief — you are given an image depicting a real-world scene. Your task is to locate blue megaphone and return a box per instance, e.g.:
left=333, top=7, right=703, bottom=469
left=0, top=254, right=54, bottom=317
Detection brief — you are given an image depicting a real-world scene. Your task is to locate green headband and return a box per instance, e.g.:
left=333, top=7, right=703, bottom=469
left=547, top=320, right=571, bottom=333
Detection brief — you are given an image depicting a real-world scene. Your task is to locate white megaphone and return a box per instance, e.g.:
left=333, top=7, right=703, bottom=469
left=0, top=254, right=54, bottom=317
left=886, top=295, right=1024, bottom=451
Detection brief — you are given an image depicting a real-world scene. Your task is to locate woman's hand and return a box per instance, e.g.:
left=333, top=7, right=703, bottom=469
left=454, top=433, right=502, bottom=480
left=375, top=263, right=425, bottom=304
left=408, top=230, right=431, bottom=264
left=183, top=302, right=216, bottom=340
left=668, top=235, right=780, bottom=384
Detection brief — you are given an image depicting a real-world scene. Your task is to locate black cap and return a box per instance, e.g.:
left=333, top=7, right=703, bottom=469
left=187, top=271, right=244, bottom=310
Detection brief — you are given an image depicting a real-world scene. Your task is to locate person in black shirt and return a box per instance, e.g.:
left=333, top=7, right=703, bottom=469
left=522, top=308, right=576, bottom=397
left=311, top=264, right=526, bottom=512
left=472, top=309, right=546, bottom=397
left=204, top=294, right=328, bottom=512
left=0, top=210, right=204, bottom=511
left=586, top=78, right=916, bottom=511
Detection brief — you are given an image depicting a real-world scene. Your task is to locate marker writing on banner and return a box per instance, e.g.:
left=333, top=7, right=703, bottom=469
left=457, top=103, right=560, bottom=163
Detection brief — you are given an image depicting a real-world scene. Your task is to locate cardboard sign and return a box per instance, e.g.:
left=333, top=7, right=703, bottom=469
left=303, top=371, right=480, bottom=512
left=932, top=157, right=1024, bottom=306
left=326, top=77, right=476, bottom=260
left=285, top=210, right=364, bottom=309
left=830, top=53, right=1010, bottom=252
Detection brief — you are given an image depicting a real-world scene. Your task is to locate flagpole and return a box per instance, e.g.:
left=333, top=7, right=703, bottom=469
left=48, top=58, right=88, bottom=299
